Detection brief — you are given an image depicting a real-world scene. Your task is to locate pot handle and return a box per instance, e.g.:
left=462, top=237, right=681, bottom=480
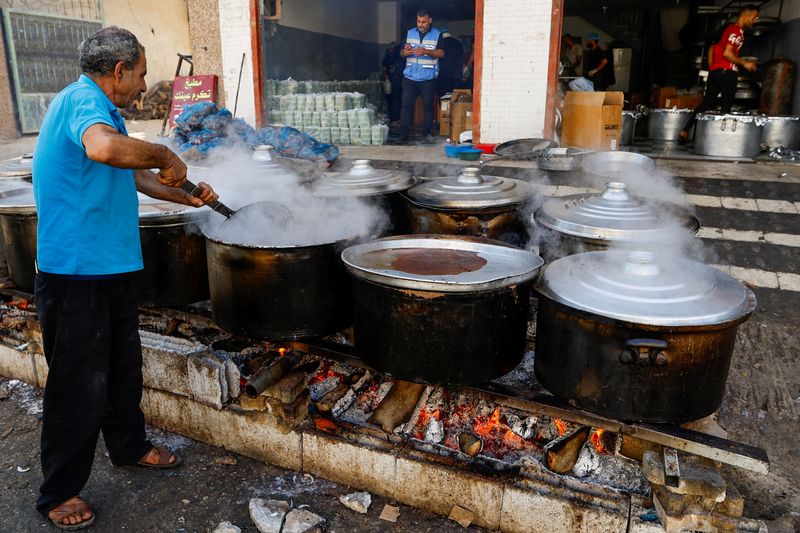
left=620, top=338, right=669, bottom=366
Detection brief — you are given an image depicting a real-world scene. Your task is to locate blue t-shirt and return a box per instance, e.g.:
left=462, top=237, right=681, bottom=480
left=33, top=74, right=142, bottom=275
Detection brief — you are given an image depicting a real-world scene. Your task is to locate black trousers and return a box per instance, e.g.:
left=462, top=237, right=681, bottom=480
left=401, top=77, right=437, bottom=137
left=684, top=69, right=739, bottom=133
left=35, top=272, right=151, bottom=516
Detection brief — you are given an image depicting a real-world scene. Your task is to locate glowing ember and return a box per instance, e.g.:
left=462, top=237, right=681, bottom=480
left=590, top=428, right=606, bottom=454
left=553, top=418, right=567, bottom=436
left=413, top=406, right=441, bottom=440
left=308, top=362, right=345, bottom=384
left=314, top=417, right=338, bottom=432
left=277, top=347, right=289, bottom=356
left=9, top=299, right=29, bottom=310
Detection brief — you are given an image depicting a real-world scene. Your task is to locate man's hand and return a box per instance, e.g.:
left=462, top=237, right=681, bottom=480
left=412, top=47, right=426, bottom=56
left=743, top=60, right=757, bottom=72
left=156, top=152, right=187, bottom=188
left=185, top=181, right=219, bottom=208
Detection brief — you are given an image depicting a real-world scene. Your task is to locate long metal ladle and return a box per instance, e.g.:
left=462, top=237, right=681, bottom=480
left=180, top=179, right=293, bottom=226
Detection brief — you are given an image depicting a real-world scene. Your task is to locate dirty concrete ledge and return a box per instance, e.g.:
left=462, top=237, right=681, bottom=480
left=0, top=337, right=769, bottom=533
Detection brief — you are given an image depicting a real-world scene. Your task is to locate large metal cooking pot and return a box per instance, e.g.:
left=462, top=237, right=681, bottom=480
left=761, top=115, right=800, bottom=150
left=0, top=154, right=33, bottom=181
left=695, top=113, right=767, bottom=158
left=537, top=148, right=596, bottom=171
left=137, top=197, right=210, bottom=306
left=534, top=250, right=756, bottom=422
left=342, top=235, right=544, bottom=385
left=0, top=184, right=37, bottom=289
left=0, top=182, right=37, bottom=282
left=205, top=233, right=353, bottom=340
left=647, top=108, right=695, bottom=141
left=313, top=159, right=416, bottom=234
left=621, top=111, right=642, bottom=146
left=404, top=167, right=534, bottom=247
left=581, top=151, right=656, bottom=182
left=494, top=138, right=558, bottom=160
left=534, top=182, right=700, bottom=262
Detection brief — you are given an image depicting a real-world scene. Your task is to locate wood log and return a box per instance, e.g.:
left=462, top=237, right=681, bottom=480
left=264, top=372, right=306, bottom=404
left=458, top=432, right=483, bottom=457
left=245, top=353, right=300, bottom=397
left=267, top=390, right=311, bottom=423
left=316, top=381, right=351, bottom=414
left=544, top=426, right=591, bottom=474
left=368, top=380, right=427, bottom=433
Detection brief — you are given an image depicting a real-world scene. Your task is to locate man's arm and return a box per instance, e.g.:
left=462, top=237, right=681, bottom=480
left=82, top=123, right=187, bottom=186
left=722, top=43, right=756, bottom=71
left=588, top=58, right=608, bottom=77
left=134, top=169, right=218, bottom=208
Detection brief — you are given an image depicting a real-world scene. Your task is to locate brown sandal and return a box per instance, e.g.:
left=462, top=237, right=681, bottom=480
left=48, top=496, right=95, bottom=530
left=135, top=446, right=183, bottom=469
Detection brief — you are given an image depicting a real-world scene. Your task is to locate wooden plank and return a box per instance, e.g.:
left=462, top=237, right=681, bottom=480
left=544, top=0, right=565, bottom=139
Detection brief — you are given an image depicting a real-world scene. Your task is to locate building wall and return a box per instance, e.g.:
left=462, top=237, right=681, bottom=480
left=103, top=0, right=192, bottom=86
left=0, top=22, right=20, bottom=140
left=562, top=16, right=613, bottom=47
left=263, top=0, right=382, bottom=81
left=186, top=0, right=224, bottom=102
left=479, top=0, right=553, bottom=143
left=377, top=1, right=399, bottom=44
left=218, top=0, right=256, bottom=125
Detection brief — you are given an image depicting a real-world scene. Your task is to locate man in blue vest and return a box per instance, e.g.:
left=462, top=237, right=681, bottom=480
left=399, top=9, right=445, bottom=144
left=32, top=26, right=218, bottom=529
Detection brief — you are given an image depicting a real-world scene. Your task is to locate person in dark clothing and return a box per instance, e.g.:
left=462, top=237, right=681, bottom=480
left=399, top=8, right=445, bottom=144
left=437, top=29, right=464, bottom=97
left=382, top=42, right=405, bottom=122
left=583, top=33, right=611, bottom=91
left=679, top=4, right=759, bottom=141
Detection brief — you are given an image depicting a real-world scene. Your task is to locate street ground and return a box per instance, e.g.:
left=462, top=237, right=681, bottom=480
left=1, top=125, right=799, bottom=532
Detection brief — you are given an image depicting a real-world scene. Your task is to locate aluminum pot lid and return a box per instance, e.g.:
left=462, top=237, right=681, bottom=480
left=314, top=159, right=415, bottom=197
left=648, top=108, right=695, bottom=114
left=0, top=153, right=33, bottom=178
left=138, top=193, right=209, bottom=224
left=536, top=182, right=699, bottom=242
left=342, top=235, right=544, bottom=292
left=581, top=151, right=656, bottom=180
left=536, top=250, right=756, bottom=326
left=765, top=115, right=800, bottom=122
left=406, top=167, right=533, bottom=209
left=0, top=182, right=35, bottom=214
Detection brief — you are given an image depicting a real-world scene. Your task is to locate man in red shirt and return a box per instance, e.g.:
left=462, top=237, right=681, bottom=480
left=679, top=4, right=759, bottom=142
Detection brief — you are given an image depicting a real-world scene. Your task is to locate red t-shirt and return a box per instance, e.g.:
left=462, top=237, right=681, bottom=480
left=710, top=24, right=744, bottom=72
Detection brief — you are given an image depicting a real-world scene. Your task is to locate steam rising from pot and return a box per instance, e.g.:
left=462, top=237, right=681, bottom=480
left=193, top=147, right=388, bottom=247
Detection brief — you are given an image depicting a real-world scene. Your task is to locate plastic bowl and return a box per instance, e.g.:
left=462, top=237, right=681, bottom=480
left=457, top=148, right=483, bottom=161
left=444, top=144, right=470, bottom=158
left=473, top=143, right=497, bottom=154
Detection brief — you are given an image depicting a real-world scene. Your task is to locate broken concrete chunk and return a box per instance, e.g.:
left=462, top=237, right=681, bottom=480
left=339, top=491, right=371, bottom=514
left=248, top=498, right=290, bottom=533
left=212, top=521, right=241, bottom=533
left=187, top=354, right=226, bottom=409
left=651, top=483, right=716, bottom=515
left=448, top=505, right=474, bottom=528
left=282, top=508, right=325, bottom=533
left=240, top=394, right=269, bottom=412
left=716, top=481, right=744, bottom=518
left=643, top=451, right=727, bottom=501
left=379, top=504, right=400, bottom=523
left=224, top=359, right=241, bottom=399
left=214, top=455, right=238, bottom=466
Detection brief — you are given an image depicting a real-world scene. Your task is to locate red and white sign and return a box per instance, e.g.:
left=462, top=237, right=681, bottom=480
left=168, top=75, right=219, bottom=127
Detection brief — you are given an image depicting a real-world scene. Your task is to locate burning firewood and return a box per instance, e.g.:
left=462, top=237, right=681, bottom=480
left=368, top=380, right=426, bottom=433
left=457, top=432, right=483, bottom=457
left=245, top=353, right=300, bottom=397
left=544, top=426, right=591, bottom=474
left=316, top=381, right=352, bottom=414
left=332, top=370, right=372, bottom=417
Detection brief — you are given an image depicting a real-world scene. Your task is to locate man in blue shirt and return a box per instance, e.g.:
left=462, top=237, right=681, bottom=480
left=32, top=27, right=217, bottom=530
left=399, top=9, right=445, bottom=144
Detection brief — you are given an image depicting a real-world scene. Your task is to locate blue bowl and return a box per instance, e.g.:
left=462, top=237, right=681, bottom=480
left=457, top=148, right=483, bottom=161
left=444, top=144, right=470, bottom=158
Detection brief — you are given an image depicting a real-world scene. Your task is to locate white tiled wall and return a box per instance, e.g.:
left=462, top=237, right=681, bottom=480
left=479, top=0, right=554, bottom=143
left=218, top=0, right=257, bottom=126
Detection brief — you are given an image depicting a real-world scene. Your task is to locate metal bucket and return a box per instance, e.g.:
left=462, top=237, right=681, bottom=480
left=647, top=108, right=695, bottom=141
left=761, top=115, right=800, bottom=150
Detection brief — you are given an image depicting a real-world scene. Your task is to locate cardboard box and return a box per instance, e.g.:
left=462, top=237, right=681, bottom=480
left=651, top=86, right=678, bottom=109
left=439, top=96, right=451, bottom=137
left=450, top=101, right=472, bottom=142
left=664, top=94, right=703, bottom=109
left=561, top=91, right=624, bottom=150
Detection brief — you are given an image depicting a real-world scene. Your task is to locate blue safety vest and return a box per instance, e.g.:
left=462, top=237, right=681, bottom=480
left=403, top=27, right=441, bottom=81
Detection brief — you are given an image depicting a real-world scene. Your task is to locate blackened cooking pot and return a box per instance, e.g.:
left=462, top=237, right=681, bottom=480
left=404, top=167, right=534, bottom=248
left=137, top=197, right=210, bottom=306
left=534, top=250, right=756, bottom=423
left=0, top=183, right=37, bottom=289
left=342, top=235, right=544, bottom=385
left=205, top=234, right=353, bottom=340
